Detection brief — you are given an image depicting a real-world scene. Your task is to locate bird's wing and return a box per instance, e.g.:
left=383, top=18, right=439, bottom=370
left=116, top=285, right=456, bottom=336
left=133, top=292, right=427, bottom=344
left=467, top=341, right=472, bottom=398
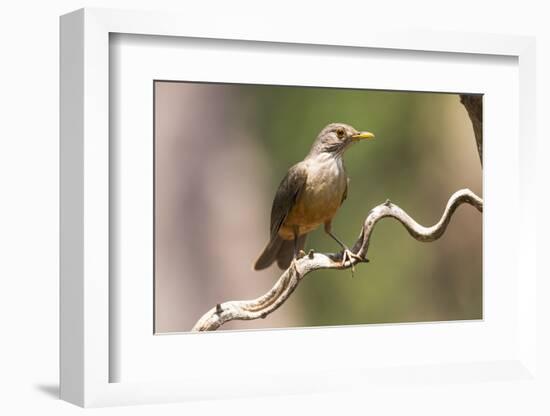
left=269, top=163, right=308, bottom=239
left=340, top=176, right=349, bottom=205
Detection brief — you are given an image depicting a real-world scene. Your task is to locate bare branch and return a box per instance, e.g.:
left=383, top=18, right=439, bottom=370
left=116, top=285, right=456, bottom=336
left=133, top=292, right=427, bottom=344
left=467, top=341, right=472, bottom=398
left=192, top=188, right=483, bottom=332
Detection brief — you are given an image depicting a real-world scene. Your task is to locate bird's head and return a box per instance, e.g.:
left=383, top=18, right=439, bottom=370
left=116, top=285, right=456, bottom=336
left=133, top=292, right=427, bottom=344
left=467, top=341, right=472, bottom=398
left=309, top=123, right=375, bottom=158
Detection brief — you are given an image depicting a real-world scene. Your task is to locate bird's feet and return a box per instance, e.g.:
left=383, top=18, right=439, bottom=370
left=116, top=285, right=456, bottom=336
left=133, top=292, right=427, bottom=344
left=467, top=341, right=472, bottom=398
left=289, top=250, right=315, bottom=278
left=340, top=248, right=364, bottom=277
left=289, top=251, right=306, bottom=279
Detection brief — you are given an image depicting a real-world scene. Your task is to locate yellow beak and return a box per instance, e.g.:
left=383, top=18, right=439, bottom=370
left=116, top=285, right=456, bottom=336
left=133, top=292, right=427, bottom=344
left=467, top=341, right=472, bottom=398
left=351, top=131, right=375, bottom=141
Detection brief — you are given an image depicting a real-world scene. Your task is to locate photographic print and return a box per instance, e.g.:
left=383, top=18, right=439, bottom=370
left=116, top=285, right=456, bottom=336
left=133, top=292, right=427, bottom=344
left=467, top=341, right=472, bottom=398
left=153, top=81, right=482, bottom=333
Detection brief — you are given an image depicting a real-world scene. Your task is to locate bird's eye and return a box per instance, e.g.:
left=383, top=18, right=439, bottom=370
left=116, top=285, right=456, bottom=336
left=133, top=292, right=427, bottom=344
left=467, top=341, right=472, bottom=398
left=336, top=128, right=345, bottom=139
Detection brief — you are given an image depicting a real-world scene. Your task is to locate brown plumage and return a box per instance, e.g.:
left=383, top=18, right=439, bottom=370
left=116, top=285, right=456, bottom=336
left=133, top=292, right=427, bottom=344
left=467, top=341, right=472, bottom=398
left=254, top=123, right=374, bottom=271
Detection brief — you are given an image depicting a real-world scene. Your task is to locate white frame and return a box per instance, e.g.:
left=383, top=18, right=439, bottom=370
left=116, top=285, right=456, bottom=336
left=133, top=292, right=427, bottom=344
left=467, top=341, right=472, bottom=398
left=112, top=33, right=518, bottom=383
left=60, top=8, right=537, bottom=407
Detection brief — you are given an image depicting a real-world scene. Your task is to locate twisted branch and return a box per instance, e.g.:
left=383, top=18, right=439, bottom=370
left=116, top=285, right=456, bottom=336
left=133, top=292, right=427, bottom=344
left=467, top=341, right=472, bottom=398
left=192, top=188, right=482, bottom=331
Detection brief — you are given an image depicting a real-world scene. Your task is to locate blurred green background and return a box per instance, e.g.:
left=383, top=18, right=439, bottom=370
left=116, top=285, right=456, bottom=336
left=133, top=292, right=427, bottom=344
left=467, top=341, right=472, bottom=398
left=154, top=81, right=482, bottom=333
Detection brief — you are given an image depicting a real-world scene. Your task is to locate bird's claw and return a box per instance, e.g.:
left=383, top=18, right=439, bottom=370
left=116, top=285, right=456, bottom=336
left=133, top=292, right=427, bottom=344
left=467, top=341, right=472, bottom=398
left=290, top=258, right=301, bottom=279
left=291, top=249, right=312, bottom=278
left=341, top=249, right=363, bottom=277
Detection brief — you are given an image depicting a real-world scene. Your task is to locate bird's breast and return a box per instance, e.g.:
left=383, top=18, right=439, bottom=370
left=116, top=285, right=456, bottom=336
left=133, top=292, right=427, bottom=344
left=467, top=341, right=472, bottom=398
left=280, top=156, right=347, bottom=238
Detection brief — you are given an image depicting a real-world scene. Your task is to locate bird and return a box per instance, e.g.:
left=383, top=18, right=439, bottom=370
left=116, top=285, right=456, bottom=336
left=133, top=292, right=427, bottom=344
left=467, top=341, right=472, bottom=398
left=254, top=122, right=375, bottom=272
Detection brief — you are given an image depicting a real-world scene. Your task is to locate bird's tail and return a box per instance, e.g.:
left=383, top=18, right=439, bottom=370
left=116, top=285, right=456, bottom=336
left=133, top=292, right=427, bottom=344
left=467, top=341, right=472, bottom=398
left=254, top=234, right=307, bottom=271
